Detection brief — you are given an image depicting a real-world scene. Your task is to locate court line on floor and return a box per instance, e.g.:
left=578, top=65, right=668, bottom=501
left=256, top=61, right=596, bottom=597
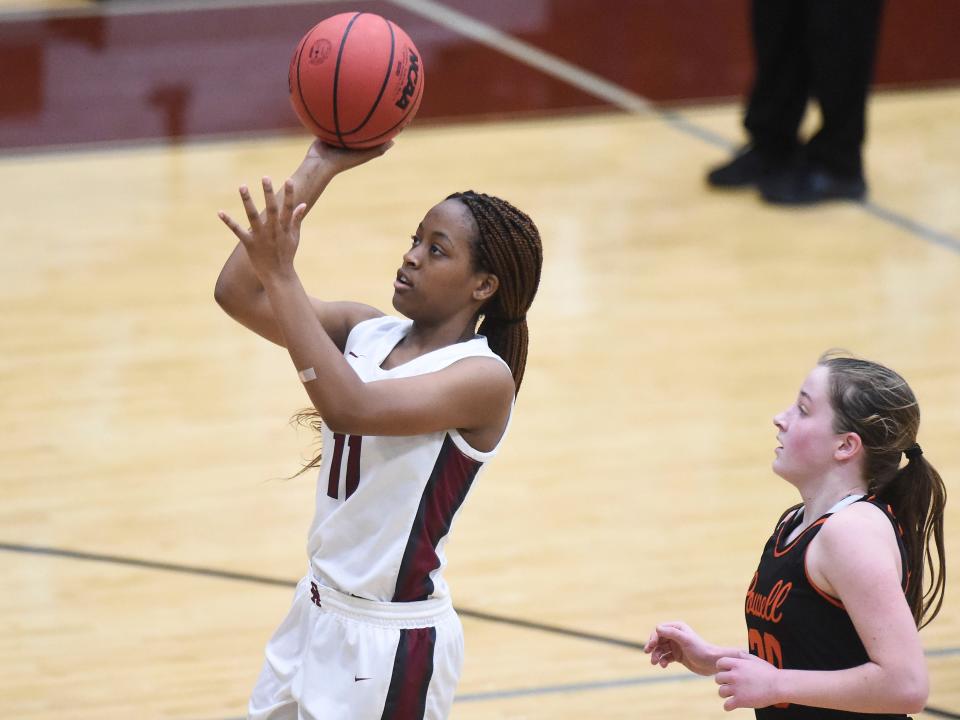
left=925, top=708, right=960, bottom=720
left=390, top=0, right=960, bottom=256
left=4, top=2, right=957, bottom=713
left=200, top=700, right=960, bottom=720
left=456, top=673, right=702, bottom=702
left=201, top=700, right=960, bottom=720
left=199, top=674, right=706, bottom=719
left=0, top=541, right=646, bottom=649
left=0, top=541, right=296, bottom=587
left=4, top=540, right=958, bottom=713
left=861, top=200, right=960, bottom=254
left=4, top=540, right=958, bottom=662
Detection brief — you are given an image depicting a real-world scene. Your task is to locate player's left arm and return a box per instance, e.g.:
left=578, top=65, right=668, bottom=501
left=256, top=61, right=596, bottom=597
left=715, top=502, right=928, bottom=713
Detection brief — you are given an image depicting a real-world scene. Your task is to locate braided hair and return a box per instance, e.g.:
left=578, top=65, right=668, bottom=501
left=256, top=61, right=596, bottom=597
left=291, top=192, right=543, bottom=477
left=447, top=191, right=543, bottom=393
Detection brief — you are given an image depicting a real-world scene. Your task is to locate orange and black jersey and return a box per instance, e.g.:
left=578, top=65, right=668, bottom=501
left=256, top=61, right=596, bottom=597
left=745, top=496, right=910, bottom=720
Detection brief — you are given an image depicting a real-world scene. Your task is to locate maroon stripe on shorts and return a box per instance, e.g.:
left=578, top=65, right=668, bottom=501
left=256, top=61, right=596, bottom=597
left=392, top=434, right=482, bottom=602
left=379, top=626, right=436, bottom=720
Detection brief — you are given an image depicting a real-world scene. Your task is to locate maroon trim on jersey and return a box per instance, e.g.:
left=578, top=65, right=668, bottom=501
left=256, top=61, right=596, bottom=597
left=327, top=432, right=346, bottom=499
left=345, top=434, right=363, bottom=498
left=392, top=434, right=482, bottom=602
left=379, top=627, right=436, bottom=720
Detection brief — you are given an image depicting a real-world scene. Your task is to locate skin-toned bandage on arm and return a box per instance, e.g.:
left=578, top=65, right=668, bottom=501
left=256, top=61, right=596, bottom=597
left=298, top=367, right=318, bottom=383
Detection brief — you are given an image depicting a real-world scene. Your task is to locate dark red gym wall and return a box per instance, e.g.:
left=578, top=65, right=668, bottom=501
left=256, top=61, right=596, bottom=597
left=0, top=0, right=957, bottom=151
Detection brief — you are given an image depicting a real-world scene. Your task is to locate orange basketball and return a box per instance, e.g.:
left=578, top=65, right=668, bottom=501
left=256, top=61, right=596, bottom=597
left=288, top=12, right=425, bottom=149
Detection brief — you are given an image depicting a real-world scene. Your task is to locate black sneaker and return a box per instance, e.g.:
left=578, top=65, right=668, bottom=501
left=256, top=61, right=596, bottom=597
left=706, top=146, right=772, bottom=188
left=759, top=165, right=867, bottom=205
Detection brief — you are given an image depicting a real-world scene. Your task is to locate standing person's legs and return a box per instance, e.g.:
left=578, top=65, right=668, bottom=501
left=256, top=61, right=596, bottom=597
left=708, top=0, right=807, bottom=187
left=760, top=0, right=885, bottom=203
left=804, top=0, right=886, bottom=179
left=743, top=0, right=809, bottom=161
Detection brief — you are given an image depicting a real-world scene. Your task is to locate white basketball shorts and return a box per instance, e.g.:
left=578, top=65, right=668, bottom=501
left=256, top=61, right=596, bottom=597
left=248, top=577, right=464, bottom=720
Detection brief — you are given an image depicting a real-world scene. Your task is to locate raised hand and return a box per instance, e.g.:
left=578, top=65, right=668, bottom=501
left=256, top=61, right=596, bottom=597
left=301, top=138, right=395, bottom=176
left=218, top=177, right=306, bottom=283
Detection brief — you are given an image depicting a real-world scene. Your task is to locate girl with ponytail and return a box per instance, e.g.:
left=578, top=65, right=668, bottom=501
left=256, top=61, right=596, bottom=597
left=214, top=140, right=542, bottom=720
left=447, top=190, right=542, bottom=392
left=645, top=351, right=946, bottom=718
left=819, top=354, right=946, bottom=631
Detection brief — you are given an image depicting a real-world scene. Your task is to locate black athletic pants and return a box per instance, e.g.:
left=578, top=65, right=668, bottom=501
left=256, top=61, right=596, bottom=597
left=743, top=0, right=885, bottom=179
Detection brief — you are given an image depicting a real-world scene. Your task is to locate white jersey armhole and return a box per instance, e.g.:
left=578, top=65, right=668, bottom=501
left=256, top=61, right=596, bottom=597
left=345, top=316, right=515, bottom=462
left=447, top=347, right=514, bottom=461
left=449, top=401, right=514, bottom=462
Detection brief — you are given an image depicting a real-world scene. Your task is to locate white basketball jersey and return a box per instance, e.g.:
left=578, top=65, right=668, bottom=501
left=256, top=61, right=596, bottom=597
left=306, top=315, right=512, bottom=603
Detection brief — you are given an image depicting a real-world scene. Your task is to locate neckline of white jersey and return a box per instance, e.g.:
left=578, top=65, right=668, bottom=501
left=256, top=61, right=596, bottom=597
left=377, top=320, right=486, bottom=372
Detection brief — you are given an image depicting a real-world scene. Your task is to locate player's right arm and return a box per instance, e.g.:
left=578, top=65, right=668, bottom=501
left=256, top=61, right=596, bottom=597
left=214, top=140, right=391, bottom=348
left=645, top=621, right=743, bottom=676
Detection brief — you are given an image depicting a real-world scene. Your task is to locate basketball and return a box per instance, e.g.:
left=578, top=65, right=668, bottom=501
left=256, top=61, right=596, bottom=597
left=288, top=12, right=425, bottom=149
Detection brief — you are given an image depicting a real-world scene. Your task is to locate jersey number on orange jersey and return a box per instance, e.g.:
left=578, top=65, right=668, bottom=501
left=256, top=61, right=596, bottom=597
left=748, top=628, right=789, bottom=709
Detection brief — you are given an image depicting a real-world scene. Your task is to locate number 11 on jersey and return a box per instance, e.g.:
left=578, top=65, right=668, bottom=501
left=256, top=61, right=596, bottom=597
left=327, top=433, right=362, bottom=500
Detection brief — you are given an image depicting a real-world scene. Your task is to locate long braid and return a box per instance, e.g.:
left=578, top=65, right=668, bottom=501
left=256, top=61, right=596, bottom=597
left=448, top=191, right=543, bottom=393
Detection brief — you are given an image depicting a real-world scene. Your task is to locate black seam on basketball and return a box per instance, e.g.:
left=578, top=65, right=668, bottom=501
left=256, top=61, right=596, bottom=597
left=332, top=11, right=363, bottom=147
left=295, top=30, right=336, bottom=136
left=293, top=35, right=312, bottom=126
left=289, top=32, right=306, bottom=96
left=342, top=64, right=422, bottom=145
left=339, top=15, right=396, bottom=136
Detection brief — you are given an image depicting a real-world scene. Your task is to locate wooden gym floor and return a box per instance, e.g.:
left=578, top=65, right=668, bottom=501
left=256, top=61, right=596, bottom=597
left=1, top=2, right=959, bottom=719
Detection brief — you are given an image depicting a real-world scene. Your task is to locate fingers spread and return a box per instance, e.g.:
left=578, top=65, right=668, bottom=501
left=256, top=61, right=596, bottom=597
left=239, top=185, right=261, bottom=227
left=218, top=211, right=250, bottom=242
left=262, top=177, right=278, bottom=219
left=291, top=203, right=307, bottom=233
left=281, top=179, right=297, bottom=227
